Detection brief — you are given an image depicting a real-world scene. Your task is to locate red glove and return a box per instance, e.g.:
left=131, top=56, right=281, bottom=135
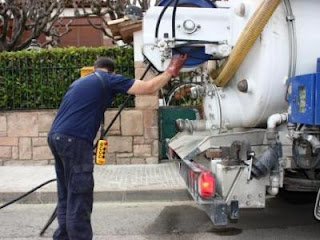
left=165, top=54, right=188, bottom=77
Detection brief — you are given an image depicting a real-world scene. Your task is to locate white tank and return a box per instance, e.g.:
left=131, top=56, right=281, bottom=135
left=204, top=0, right=320, bottom=130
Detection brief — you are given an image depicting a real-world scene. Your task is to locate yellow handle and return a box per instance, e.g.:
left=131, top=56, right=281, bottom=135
left=95, top=140, right=108, bottom=165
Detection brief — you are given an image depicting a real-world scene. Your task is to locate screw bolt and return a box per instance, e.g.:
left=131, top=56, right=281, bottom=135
left=237, top=79, right=248, bottom=93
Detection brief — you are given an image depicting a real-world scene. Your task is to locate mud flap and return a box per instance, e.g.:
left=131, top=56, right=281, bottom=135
left=203, top=201, right=228, bottom=226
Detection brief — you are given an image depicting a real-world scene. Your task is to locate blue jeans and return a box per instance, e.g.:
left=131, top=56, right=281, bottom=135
left=48, top=133, right=94, bottom=240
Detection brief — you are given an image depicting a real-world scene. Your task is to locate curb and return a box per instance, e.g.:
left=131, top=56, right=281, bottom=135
left=0, top=189, right=192, bottom=205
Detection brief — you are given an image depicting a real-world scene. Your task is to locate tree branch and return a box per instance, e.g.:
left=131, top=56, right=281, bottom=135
left=86, top=17, right=115, bottom=40
left=0, top=0, right=71, bottom=51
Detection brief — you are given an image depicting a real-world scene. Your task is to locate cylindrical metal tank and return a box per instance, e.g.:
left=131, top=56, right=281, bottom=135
left=204, top=0, right=320, bottom=130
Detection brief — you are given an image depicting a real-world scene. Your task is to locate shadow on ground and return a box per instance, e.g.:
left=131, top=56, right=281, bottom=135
left=145, top=193, right=320, bottom=239
left=145, top=204, right=242, bottom=240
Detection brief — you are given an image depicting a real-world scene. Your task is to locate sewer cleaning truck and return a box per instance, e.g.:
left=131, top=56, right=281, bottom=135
left=142, top=0, right=320, bottom=225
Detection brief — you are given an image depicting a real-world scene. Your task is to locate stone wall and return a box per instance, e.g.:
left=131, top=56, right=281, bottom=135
left=0, top=106, right=159, bottom=165
left=0, top=62, right=160, bottom=166
left=0, top=110, right=55, bottom=166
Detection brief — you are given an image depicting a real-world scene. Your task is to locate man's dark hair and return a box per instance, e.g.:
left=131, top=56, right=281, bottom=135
left=94, top=57, right=115, bottom=72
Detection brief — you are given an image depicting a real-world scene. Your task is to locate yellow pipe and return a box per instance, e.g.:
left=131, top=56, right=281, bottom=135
left=211, top=0, right=282, bottom=87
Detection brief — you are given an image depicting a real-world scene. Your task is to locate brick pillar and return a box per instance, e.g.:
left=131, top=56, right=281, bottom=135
left=133, top=61, right=159, bottom=164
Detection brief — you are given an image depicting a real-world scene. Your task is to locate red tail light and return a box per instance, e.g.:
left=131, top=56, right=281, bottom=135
left=198, top=171, right=215, bottom=199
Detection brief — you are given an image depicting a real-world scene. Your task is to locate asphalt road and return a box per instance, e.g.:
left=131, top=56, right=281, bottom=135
left=0, top=195, right=319, bottom=240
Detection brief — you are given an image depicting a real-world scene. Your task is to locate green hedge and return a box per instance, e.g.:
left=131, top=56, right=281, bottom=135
left=0, top=47, right=134, bottom=110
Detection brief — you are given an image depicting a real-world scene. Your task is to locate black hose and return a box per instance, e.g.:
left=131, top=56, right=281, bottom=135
left=103, top=63, right=152, bottom=135
left=0, top=178, right=57, bottom=210
left=0, top=178, right=58, bottom=236
left=39, top=206, right=57, bottom=236
left=172, top=0, right=179, bottom=39
left=93, top=63, right=152, bottom=150
left=155, top=0, right=175, bottom=38
left=251, top=147, right=279, bottom=179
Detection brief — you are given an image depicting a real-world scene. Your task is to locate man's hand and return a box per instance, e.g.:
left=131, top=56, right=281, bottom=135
left=165, top=54, right=188, bottom=77
left=127, top=54, right=188, bottom=95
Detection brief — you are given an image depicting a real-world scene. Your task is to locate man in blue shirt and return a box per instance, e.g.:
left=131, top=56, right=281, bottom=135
left=48, top=54, right=187, bottom=240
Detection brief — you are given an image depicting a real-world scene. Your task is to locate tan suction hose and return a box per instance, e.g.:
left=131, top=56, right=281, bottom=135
left=211, top=0, right=282, bottom=87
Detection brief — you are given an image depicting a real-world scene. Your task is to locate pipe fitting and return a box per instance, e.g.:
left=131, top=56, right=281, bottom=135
left=190, top=85, right=206, bottom=99
left=267, top=185, right=279, bottom=196
left=251, top=147, right=279, bottom=179
left=287, top=122, right=296, bottom=139
left=267, top=113, right=288, bottom=129
left=267, top=174, right=280, bottom=196
left=176, top=119, right=212, bottom=133
left=266, top=113, right=288, bottom=144
left=176, top=119, right=192, bottom=132
left=267, top=167, right=280, bottom=196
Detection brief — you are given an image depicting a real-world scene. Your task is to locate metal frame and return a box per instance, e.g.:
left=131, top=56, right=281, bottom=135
left=178, top=159, right=239, bottom=225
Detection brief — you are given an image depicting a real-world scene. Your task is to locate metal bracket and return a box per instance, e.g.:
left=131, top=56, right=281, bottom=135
left=229, top=200, right=239, bottom=220
left=156, top=37, right=175, bottom=60
left=203, top=201, right=228, bottom=226
left=286, top=15, right=295, bottom=22
left=245, top=151, right=255, bottom=181
left=315, top=188, right=320, bottom=221
left=225, top=167, right=244, bottom=203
